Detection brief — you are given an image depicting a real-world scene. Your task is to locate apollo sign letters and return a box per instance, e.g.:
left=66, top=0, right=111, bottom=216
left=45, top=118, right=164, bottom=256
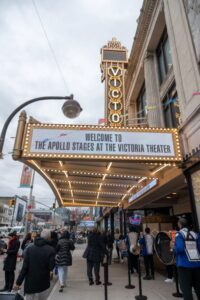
left=23, top=125, right=181, bottom=162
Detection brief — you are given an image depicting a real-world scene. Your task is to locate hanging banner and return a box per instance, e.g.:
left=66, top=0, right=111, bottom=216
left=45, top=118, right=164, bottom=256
left=20, top=164, right=32, bottom=188
left=23, top=124, right=182, bottom=162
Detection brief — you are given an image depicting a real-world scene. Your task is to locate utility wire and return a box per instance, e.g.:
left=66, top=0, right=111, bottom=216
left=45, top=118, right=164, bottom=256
left=31, top=0, right=68, bottom=91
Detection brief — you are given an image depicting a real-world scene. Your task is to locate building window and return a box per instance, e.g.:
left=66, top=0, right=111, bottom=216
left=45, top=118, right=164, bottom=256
left=137, top=85, right=147, bottom=124
left=157, top=30, right=172, bottom=84
left=162, top=84, right=181, bottom=128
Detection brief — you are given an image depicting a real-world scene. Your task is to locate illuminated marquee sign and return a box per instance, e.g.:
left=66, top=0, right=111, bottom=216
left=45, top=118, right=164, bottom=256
left=101, top=38, right=128, bottom=127
left=107, top=66, right=124, bottom=125
left=23, top=124, right=182, bottom=162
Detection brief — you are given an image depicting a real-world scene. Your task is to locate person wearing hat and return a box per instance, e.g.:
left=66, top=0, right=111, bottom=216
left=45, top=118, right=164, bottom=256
left=173, top=217, right=200, bottom=300
left=0, top=231, right=20, bottom=292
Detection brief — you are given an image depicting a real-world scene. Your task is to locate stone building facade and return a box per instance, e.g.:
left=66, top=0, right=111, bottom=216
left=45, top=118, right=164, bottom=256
left=125, top=0, right=200, bottom=229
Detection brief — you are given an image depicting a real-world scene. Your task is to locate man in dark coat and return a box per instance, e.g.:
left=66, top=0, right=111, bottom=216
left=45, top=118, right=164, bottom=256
left=83, top=228, right=107, bottom=285
left=13, top=229, right=55, bottom=300
left=0, top=231, right=20, bottom=292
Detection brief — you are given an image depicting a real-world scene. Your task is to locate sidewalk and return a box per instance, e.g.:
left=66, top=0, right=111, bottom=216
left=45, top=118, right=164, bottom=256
left=47, top=243, right=188, bottom=300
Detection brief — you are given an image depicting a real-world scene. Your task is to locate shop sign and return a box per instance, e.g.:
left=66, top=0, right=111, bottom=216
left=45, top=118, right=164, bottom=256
left=128, top=179, right=158, bottom=203
left=23, top=125, right=181, bottom=162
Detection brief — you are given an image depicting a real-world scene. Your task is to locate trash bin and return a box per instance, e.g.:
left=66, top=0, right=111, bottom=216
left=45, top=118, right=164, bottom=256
left=0, top=293, right=24, bottom=300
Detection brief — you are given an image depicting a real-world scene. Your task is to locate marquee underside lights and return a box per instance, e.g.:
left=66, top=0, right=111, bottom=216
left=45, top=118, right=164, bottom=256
left=21, top=153, right=164, bottom=208
left=14, top=108, right=182, bottom=209
left=13, top=119, right=183, bottom=208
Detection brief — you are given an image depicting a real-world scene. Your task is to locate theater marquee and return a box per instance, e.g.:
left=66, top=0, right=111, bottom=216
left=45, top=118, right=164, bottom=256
left=22, top=124, right=182, bottom=162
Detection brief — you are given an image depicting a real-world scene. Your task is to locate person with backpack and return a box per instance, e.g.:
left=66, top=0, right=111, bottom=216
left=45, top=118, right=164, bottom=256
left=126, top=227, right=140, bottom=274
left=173, top=218, right=200, bottom=300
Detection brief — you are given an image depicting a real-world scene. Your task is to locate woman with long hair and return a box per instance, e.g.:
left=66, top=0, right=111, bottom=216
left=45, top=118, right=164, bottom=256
left=56, top=231, right=75, bottom=292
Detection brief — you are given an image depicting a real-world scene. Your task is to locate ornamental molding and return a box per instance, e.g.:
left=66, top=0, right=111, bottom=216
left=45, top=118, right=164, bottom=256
left=126, top=0, right=158, bottom=91
left=102, top=37, right=127, bottom=51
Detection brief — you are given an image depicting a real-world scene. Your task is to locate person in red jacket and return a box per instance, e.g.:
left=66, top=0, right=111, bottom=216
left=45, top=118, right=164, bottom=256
left=0, top=231, right=20, bottom=292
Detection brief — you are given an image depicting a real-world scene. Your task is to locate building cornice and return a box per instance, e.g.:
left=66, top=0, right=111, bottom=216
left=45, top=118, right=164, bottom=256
left=125, top=0, right=158, bottom=92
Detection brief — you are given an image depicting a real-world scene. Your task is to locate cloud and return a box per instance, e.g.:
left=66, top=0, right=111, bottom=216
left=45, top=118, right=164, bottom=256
left=0, top=0, right=143, bottom=207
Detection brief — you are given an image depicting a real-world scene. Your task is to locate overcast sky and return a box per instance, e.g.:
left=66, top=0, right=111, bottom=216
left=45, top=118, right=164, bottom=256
left=0, top=0, right=143, bottom=207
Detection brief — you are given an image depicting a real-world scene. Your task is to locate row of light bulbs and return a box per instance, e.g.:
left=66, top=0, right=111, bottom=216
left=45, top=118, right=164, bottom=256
left=59, top=188, right=131, bottom=196
left=30, top=122, right=178, bottom=132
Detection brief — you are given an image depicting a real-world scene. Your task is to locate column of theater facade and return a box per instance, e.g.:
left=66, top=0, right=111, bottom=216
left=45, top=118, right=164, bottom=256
left=164, top=0, right=200, bottom=153
left=144, top=51, right=164, bottom=128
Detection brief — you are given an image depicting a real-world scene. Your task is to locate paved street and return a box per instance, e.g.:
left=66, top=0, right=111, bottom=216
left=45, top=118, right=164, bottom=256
left=47, top=243, right=197, bottom=300
left=0, top=243, right=197, bottom=299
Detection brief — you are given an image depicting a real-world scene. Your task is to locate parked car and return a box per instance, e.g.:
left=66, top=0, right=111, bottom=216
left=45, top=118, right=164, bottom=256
left=0, top=231, right=7, bottom=238
left=0, top=239, right=7, bottom=254
left=0, top=227, right=10, bottom=238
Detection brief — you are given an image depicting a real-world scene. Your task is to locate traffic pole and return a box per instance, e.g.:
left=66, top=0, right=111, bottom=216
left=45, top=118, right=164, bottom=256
left=125, top=253, right=135, bottom=289
left=103, top=255, right=109, bottom=300
left=103, top=254, right=112, bottom=286
left=135, top=256, right=147, bottom=300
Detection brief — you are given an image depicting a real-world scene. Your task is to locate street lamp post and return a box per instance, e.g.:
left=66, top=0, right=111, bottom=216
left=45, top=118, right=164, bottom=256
left=0, top=94, right=82, bottom=234
left=0, top=94, right=82, bottom=158
left=53, top=198, right=57, bottom=229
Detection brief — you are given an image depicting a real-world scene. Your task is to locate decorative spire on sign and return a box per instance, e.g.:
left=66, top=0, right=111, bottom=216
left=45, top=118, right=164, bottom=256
left=103, top=37, right=127, bottom=50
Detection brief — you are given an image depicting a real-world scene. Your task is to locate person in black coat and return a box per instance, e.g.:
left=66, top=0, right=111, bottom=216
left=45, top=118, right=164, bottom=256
left=48, top=231, right=58, bottom=250
left=14, top=229, right=55, bottom=299
left=0, top=231, right=20, bottom=292
left=107, top=231, right=114, bottom=265
left=21, top=233, right=32, bottom=252
left=56, top=231, right=75, bottom=292
left=83, top=228, right=107, bottom=285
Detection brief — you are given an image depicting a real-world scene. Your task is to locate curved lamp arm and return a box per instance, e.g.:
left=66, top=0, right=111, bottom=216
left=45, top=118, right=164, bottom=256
left=0, top=95, right=73, bottom=158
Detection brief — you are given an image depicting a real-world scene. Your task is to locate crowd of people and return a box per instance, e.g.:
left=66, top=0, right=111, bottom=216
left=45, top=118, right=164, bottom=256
left=112, top=218, right=200, bottom=300
left=0, top=218, right=200, bottom=300
left=81, top=219, right=200, bottom=300
left=0, top=228, right=76, bottom=299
